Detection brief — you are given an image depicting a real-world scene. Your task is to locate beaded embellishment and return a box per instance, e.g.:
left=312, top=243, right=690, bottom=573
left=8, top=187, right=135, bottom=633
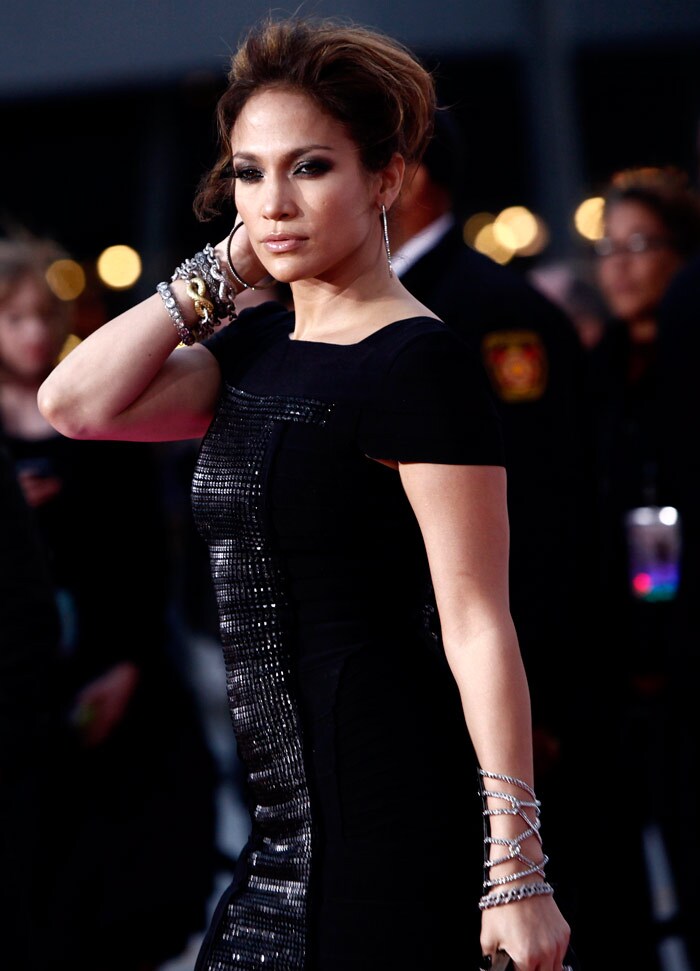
left=192, top=385, right=333, bottom=970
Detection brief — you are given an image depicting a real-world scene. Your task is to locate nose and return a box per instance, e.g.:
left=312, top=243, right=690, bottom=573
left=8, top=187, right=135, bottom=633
left=260, top=175, right=297, bottom=221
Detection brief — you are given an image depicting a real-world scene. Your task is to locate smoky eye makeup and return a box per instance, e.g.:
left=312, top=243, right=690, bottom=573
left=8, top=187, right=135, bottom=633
left=292, top=158, right=333, bottom=177
left=232, top=166, right=263, bottom=182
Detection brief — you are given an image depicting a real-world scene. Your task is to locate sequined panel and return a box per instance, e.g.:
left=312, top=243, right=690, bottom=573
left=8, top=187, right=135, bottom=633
left=192, top=386, right=334, bottom=971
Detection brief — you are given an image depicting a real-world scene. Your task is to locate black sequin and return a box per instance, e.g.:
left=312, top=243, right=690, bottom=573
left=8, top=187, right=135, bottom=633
left=192, top=386, right=333, bottom=971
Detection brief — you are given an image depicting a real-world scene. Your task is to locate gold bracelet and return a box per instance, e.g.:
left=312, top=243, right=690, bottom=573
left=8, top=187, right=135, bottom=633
left=186, top=275, right=215, bottom=323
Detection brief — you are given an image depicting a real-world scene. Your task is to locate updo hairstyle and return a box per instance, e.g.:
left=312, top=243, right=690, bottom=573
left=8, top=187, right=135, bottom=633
left=194, top=16, right=437, bottom=220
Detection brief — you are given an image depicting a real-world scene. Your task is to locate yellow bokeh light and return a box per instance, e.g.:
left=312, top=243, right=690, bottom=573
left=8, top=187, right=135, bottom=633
left=96, top=245, right=142, bottom=290
left=574, top=197, right=605, bottom=240
left=515, top=215, right=550, bottom=257
left=45, top=259, right=86, bottom=301
left=473, top=224, right=514, bottom=265
left=463, top=212, right=496, bottom=247
left=493, top=206, right=539, bottom=252
left=57, top=333, right=82, bottom=362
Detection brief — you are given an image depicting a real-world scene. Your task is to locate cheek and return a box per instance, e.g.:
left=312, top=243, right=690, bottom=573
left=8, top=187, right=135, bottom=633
left=648, top=255, right=683, bottom=296
left=597, top=260, right=621, bottom=297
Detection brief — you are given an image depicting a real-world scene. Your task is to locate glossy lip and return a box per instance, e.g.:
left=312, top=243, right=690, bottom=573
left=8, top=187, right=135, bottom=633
left=261, top=232, right=307, bottom=254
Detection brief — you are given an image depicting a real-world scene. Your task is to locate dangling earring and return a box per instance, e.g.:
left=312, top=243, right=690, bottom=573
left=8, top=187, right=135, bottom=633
left=381, top=204, right=393, bottom=277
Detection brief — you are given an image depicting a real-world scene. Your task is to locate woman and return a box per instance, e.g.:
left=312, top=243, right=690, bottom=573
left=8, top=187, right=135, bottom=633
left=0, top=235, right=219, bottom=971
left=39, top=17, right=571, bottom=971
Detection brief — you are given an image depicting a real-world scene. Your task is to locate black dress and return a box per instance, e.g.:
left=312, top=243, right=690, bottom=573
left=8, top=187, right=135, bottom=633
left=192, top=305, right=505, bottom=971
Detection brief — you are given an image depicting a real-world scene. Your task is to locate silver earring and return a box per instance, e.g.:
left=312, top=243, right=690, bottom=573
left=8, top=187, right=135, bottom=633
left=226, top=221, right=277, bottom=291
left=381, top=204, right=393, bottom=277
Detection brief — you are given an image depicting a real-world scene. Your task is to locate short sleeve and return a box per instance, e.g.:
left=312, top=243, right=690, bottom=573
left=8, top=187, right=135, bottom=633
left=358, top=329, right=505, bottom=465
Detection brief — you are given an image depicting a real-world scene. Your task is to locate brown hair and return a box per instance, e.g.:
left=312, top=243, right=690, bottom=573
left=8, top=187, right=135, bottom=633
left=604, top=166, right=700, bottom=258
left=193, top=16, right=436, bottom=220
left=0, top=236, right=73, bottom=326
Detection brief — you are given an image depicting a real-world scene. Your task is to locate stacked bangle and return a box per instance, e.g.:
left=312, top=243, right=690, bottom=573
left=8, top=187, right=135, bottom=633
left=171, top=243, right=238, bottom=325
left=157, top=242, right=238, bottom=346
left=477, top=767, right=553, bottom=910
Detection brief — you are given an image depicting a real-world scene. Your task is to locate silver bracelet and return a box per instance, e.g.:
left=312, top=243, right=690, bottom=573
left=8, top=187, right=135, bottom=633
left=479, top=880, right=554, bottom=911
left=171, top=244, right=237, bottom=325
left=478, top=767, right=547, bottom=891
left=478, top=768, right=537, bottom=800
left=156, top=282, right=195, bottom=346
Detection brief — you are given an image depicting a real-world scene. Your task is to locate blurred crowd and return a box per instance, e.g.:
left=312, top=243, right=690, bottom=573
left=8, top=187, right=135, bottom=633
left=2, top=108, right=700, bottom=971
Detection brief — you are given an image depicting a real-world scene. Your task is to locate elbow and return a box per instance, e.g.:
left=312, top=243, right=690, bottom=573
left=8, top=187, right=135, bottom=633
left=37, top=380, right=92, bottom=439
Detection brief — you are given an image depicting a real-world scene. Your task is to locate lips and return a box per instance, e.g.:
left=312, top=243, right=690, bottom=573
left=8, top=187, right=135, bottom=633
left=262, top=233, right=307, bottom=253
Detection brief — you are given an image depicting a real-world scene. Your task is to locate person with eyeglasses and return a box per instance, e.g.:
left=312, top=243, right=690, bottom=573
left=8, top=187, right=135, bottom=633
left=580, top=165, right=700, bottom=970
left=593, top=167, right=700, bottom=347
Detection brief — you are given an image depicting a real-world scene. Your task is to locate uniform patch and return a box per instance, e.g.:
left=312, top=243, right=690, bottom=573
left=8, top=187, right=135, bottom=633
left=481, top=329, right=548, bottom=402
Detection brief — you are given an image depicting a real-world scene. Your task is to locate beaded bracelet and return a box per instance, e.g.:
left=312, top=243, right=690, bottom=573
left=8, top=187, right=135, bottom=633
left=156, top=282, right=196, bottom=346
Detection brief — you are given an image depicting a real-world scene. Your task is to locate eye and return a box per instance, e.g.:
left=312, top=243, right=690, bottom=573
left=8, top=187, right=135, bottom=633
left=293, top=159, right=331, bottom=177
left=233, top=167, right=263, bottom=183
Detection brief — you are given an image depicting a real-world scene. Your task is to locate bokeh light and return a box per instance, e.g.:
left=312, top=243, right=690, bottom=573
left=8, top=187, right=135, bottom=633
left=463, top=212, right=496, bottom=248
left=473, top=223, right=514, bottom=265
left=45, top=259, right=86, bottom=301
left=574, top=196, right=605, bottom=240
left=493, top=206, right=539, bottom=251
left=57, top=333, right=82, bottom=362
left=96, top=244, right=142, bottom=290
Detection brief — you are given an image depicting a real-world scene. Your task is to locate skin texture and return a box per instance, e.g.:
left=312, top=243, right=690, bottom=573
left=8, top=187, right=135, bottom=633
left=597, top=199, right=684, bottom=338
left=38, top=86, right=571, bottom=969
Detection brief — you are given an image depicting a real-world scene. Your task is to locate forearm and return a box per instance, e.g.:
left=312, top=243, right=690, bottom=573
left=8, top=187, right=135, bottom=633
left=38, top=285, right=191, bottom=438
left=445, top=619, right=533, bottom=783
left=38, top=232, right=264, bottom=441
left=444, top=622, right=546, bottom=887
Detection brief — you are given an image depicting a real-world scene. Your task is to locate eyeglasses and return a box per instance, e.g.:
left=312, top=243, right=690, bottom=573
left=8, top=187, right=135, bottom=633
left=593, top=233, right=674, bottom=257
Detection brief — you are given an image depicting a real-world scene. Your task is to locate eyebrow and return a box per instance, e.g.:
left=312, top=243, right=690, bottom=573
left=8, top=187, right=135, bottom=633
left=232, top=144, right=335, bottom=163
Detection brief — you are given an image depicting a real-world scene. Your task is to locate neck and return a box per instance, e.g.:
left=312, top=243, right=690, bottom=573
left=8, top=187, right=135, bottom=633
left=289, top=237, right=404, bottom=340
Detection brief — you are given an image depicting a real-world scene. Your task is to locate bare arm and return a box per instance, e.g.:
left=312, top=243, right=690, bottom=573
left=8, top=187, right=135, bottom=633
left=37, top=283, right=221, bottom=443
left=399, top=462, right=570, bottom=971
left=38, top=232, right=266, bottom=443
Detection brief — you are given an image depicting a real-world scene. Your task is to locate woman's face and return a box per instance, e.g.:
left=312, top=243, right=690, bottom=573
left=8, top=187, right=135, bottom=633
left=596, top=199, right=684, bottom=324
left=0, top=274, right=67, bottom=382
left=230, top=87, right=388, bottom=285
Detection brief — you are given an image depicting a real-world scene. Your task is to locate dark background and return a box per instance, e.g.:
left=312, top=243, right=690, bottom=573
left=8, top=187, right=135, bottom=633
left=1, top=2, right=700, bottom=316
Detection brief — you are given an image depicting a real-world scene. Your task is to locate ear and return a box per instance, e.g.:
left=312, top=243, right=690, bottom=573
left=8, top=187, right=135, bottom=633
left=376, top=153, right=406, bottom=211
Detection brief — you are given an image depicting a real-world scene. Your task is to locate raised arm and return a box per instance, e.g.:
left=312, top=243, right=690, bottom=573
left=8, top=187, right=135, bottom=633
left=38, top=233, right=262, bottom=443
left=38, top=286, right=219, bottom=442
left=399, top=461, right=571, bottom=971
